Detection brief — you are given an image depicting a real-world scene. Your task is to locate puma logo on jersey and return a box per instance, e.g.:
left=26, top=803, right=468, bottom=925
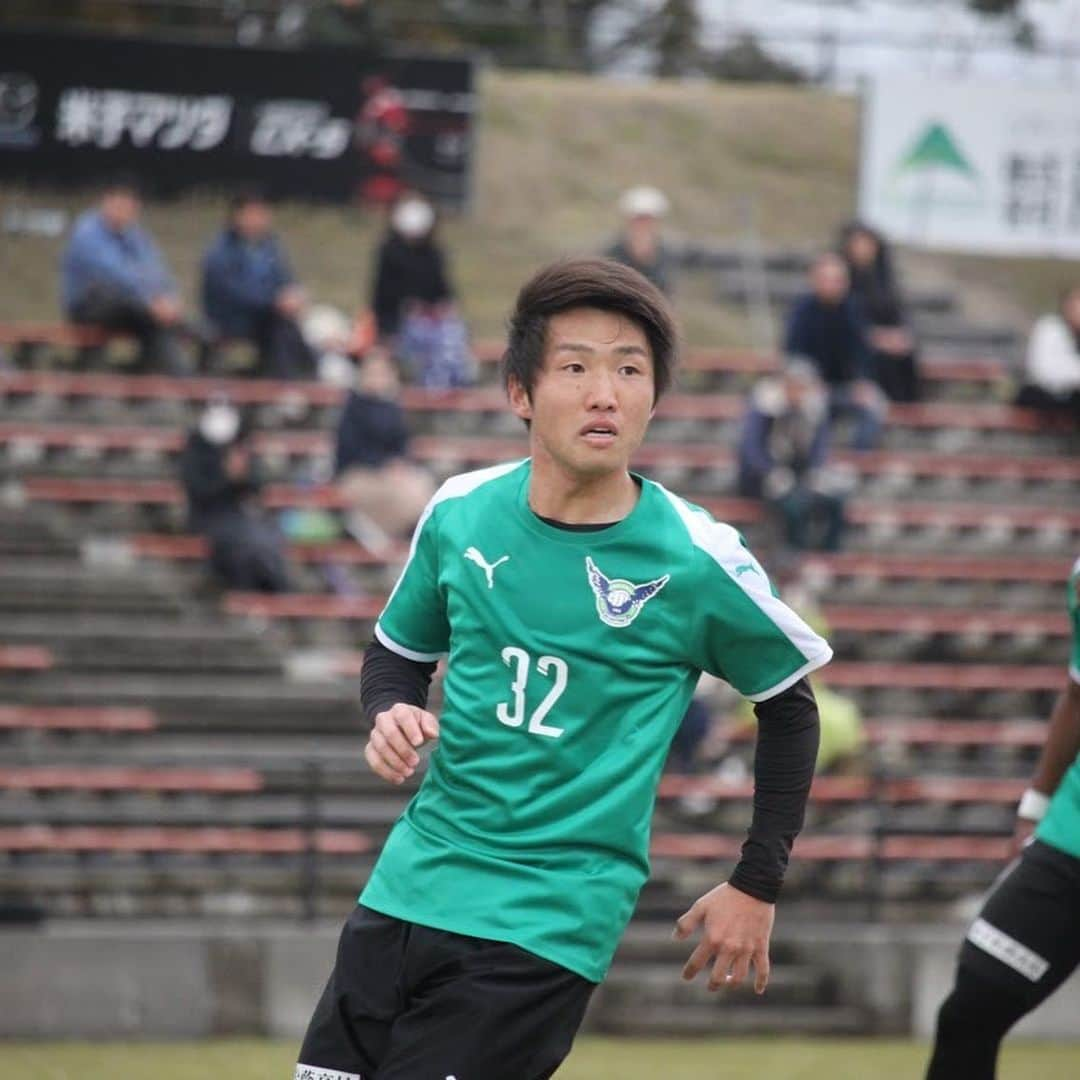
left=585, top=556, right=670, bottom=628
left=734, top=562, right=758, bottom=577
left=464, top=546, right=510, bottom=589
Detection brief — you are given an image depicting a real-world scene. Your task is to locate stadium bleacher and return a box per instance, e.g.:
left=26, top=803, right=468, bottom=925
left=1, top=285, right=1076, bottom=1038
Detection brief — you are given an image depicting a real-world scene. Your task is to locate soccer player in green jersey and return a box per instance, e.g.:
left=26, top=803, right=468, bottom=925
left=296, top=257, right=832, bottom=1080
left=926, top=555, right=1080, bottom=1079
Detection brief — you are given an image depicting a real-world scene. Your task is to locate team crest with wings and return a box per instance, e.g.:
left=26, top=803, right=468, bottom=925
left=585, top=556, right=670, bottom=628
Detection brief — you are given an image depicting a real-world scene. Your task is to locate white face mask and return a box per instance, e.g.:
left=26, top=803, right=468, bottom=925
left=199, top=403, right=240, bottom=446
left=392, top=198, right=435, bottom=239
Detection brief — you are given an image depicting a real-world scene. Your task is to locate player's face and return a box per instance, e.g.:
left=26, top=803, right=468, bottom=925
left=510, top=306, right=655, bottom=480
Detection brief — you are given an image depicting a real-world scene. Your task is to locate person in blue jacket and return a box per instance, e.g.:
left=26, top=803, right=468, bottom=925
left=201, top=191, right=315, bottom=380
left=61, top=175, right=190, bottom=373
left=783, top=252, right=886, bottom=451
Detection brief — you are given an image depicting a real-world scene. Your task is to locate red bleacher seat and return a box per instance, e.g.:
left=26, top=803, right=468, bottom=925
left=820, top=662, right=1063, bottom=691
left=1, top=370, right=1043, bottom=432
left=650, top=833, right=1011, bottom=862
left=0, top=706, right=156, bottom=732
left=862, top=719, right=1044, bottom=747
left=0, top=825, right=373, bottom=855
left=0, top=766, right=263, bottom=793
left=821, top=606, right=1068, bottom=637
left=473, top=340, right=1009, bottom=386
left=801, top=554, right=1072, bottom=584
left=223, top=593, right=384, bottom=620
left=0, top=322, right=112, bottom=350
left=129, top=533, right=402, bottom=565
left=0, top=645, right=54, bottom=671
left=657, top=774, right=1024, bottom=804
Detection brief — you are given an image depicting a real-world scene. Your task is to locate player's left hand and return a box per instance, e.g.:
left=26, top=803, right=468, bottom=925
left=673, top=882, right=775, bottom=995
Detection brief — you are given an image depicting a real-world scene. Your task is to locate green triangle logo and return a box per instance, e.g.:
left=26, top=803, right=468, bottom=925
left=896, top=122, right=977, bottom=178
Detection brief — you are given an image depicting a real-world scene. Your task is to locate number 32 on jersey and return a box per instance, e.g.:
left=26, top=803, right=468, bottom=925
left=496, top=646, right=568, bottom=739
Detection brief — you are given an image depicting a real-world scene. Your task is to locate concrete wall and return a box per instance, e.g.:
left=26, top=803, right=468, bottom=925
left=0, top=922, right=338, bottom=1040
left=3, top=920, right=1080, bottom=1041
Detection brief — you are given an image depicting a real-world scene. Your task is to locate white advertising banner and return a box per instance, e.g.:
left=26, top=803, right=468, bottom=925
left=859, top=75, right=1080, bottom=257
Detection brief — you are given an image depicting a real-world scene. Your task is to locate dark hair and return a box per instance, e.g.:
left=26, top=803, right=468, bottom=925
left=100, top=172, right=141, bottom=198
left=229, top=187, right=269, bottom=215
left=502, top=257, right=678, bottom=403
left=838, top=219, right=895, bottom=290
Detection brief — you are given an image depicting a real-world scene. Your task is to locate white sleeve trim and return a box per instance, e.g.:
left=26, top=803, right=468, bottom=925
left=1069, top=663, right=1080, bottom=686
left=657, top=484, right=832, bottom=670
left=374, top=623, right=445, bottom=663
left=743, top=645, right=834, bottom=702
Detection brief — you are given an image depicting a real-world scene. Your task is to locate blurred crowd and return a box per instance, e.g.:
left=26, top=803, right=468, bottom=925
left=50, top=177, right=1079, bottom=603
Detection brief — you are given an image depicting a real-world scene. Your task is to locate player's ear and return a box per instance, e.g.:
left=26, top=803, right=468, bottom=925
left=507, top=376, right=533, bottom=422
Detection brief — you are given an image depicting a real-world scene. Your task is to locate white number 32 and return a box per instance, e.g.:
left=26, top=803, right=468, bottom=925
left=495, top=647, right=568, bottom=739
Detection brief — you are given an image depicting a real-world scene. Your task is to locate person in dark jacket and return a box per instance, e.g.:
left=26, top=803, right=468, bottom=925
left=839, top=221, right=921, bottom=402
left=61, top=176, right=190, bottom=374
left=738, top=360, right=848, bottom=553
left=605, top=186, right=675, bottom=295
left=201, top=192, right=315, bottom=380
left=371, top=195, right=455, bottom=340
left=335, top=349, right=435, bottom=546
left=784, top=252, right=886, bottom=451
left=180, top=401, right=291, bottom=592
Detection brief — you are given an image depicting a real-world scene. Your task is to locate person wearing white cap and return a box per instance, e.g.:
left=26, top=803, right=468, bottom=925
left=372, top=194, right=454, bottom=339
left=605, top=185, right=675, bottom=295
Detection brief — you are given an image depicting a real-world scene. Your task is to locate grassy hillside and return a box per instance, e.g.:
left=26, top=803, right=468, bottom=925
left=1, top=70, right=1075, bottom=346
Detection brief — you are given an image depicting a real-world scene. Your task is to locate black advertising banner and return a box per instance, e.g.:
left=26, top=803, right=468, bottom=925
left=0, top=29, right=475, bottom=205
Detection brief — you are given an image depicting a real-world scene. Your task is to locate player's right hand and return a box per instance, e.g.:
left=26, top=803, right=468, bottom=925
left=364, top=703, right=439, bottom=786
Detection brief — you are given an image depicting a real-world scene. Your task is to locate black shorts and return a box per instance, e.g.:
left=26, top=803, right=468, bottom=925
left=296, top=904, right=596, bottom=1080
left=958, top=839, right=1080, bottom=1007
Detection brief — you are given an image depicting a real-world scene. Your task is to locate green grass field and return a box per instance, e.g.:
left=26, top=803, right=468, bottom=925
left=4, top=1036, right=1076, bottom=1079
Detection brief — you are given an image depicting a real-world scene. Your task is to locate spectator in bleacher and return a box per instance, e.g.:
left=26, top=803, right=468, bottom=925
left=372, top=194, right=472, bottom=387
left=737, top=360, right=848, bottom=553
left=201, top=191, right=317, bottom=381
left=335, top=348, right=436, bottom=550
left=180, top=400, right=291, bottom=593
left=839, top=221, right=921, bottom=403
left=784, top=251, right=886, bottom=451
left=606, top=185, right=674, bottom=295
left=61, top=175, right=190, bottom=374
left=1015, top=285, right=1080, bottom=424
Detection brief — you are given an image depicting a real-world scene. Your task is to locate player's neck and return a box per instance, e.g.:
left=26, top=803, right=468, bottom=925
left=526, top=456, right=639, bottom=525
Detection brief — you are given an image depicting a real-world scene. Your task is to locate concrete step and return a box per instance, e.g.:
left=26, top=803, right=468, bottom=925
left=3, top=673, right=360, bottom=730
left=589, top=999, right=867, bottom=1036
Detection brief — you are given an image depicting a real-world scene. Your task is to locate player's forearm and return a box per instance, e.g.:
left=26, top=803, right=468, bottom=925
left=359, top=639, right=436, bottom=731
left=728, top=678, right=820, bottom=904
left=1030, top=680, right=1080, bottom=798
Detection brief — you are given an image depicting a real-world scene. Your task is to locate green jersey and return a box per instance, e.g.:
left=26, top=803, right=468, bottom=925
left=360, top=460, right=832, bottom=981
left=1035, top=555, right=1080, bottom=859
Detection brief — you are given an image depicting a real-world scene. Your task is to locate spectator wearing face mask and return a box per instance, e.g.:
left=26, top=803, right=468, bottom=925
left=180, top=400, right=292, bottom=593
left=372, top=194, right=472, bottom=387
left=737, top=360, right=849, bottom=554
left=372, top=194, right=455, bottom=339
